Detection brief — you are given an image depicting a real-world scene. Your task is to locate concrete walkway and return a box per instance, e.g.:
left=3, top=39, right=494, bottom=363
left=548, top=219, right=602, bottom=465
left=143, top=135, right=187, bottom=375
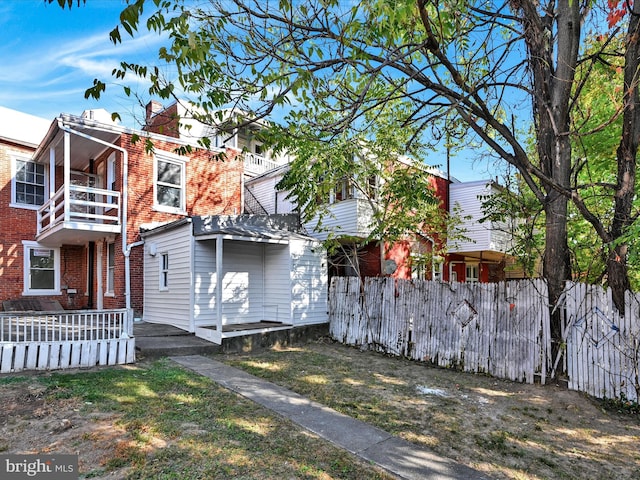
left=171, top=355, right=491, bottom=480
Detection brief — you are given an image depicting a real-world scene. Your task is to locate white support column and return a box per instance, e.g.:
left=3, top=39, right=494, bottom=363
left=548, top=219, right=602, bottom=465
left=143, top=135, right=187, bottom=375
left=63, top=131, right=71, bottom=222
left=216, top=235, right=223, bottom=333
left=49, top=147, right=56, bottom=227
left=49, top=147, right=55, bottom=199
left=96, top=241, right=104, bottom=310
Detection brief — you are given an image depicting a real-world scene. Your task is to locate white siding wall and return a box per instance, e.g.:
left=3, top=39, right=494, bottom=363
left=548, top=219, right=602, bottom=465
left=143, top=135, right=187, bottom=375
left=246, top=174, right=296, bottom=215
left=264, top=244, right=292, bottom=323
left=143, top=223, right=193, bottom=330
left=290, top=239, right=328, bottom=325
left=276, top=190, right=296, bottom=215
left=305, top=199, right=364, bottom=241
left=193, top=239, right=217, bottom=327
left=220, top=241, right=265, bottom=324
left=246, top=177, right=278, bottom=214
left=449, top=181, right=493, bottom=252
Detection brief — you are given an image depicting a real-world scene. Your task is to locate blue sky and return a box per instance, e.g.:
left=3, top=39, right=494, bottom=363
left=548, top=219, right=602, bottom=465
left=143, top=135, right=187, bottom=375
left=0, top=0, right=492, bottom=181
left=0, top=0, right=163, bottom=126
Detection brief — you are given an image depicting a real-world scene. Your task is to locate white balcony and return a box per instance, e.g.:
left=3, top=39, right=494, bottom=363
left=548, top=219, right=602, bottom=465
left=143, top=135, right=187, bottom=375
left=36, top=184, right=121, bottom=246
left=243, top=152, right=282, bottom=177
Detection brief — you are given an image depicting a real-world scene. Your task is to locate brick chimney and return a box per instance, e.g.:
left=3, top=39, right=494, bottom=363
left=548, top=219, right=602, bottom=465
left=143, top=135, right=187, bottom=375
left=145, top=101, right=163, bottom=122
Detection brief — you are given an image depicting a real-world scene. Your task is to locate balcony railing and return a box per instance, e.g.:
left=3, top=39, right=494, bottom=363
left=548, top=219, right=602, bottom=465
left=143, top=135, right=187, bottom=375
left=243, top=152, right=282, bottom=176
left=37, top=184, right=121, bottom=236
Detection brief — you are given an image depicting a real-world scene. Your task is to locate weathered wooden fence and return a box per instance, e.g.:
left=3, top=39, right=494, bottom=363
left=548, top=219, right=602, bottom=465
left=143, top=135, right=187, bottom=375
left=329, top=277, right=551, bottom=384
left=561, top=282, right=640, bottom=402
left=329, top=277, right=640, bottom=402
left=0, top=309, right=135, bottom=373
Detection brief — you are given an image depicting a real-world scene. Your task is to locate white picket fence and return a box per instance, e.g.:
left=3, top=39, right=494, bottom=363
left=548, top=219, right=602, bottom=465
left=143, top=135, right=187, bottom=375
left=0, top=309, right=135, bottom=373
left=330, top=277, right=552, bottom=384
left=329, top=277, right=640, bottom=402
left=561, top=282, right=640, bottom=402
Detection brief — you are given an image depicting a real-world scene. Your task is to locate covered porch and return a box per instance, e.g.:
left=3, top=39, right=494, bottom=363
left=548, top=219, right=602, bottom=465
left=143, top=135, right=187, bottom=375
left=31, top=112, right=124, bottom=247
left=141, top=215, right=328, bottom=345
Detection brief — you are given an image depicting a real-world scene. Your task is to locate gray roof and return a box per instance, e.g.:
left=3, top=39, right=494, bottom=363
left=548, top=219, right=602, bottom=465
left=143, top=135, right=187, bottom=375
left=192, top=214, right=310, bottom=241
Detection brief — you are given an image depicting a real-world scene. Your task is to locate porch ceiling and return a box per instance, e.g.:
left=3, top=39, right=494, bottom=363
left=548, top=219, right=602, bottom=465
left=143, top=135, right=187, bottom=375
left=36, top=222, right=120, bottom=247
left=34, top=122, right=120, bottom=171
left=452, top=250, right=511, bottom=263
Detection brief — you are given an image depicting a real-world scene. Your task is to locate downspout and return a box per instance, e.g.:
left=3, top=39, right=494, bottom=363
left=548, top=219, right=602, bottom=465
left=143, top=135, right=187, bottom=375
left=124, top=240, right=145, bottom=323
left=58, top=123, right=133, bottom=315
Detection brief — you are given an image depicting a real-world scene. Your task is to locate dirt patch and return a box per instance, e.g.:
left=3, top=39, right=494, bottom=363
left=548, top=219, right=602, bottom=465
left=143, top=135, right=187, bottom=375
left=0, top=379, right=131, bottom=478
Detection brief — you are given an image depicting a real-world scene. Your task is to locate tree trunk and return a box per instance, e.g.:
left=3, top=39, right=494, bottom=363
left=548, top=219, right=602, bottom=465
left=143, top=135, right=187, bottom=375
left=607, top=4, right=640, bottom=314
left=543, top=190, right=571, bottom=363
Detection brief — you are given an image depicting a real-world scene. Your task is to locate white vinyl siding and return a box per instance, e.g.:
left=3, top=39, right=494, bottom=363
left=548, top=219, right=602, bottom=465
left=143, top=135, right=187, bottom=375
left=305, top=198, right=374, bottom=241
left=245, top=172, right=296, bottom=215
left=220, top=241, right=265, bottom=325
left=143, top=222, right=193, bottom=330
left=246, top=178, right=278, bottom=214
left=264, top=244, right=292, bottom=323
left=290, top=239, right=328, bottom=325
left=144, top=219, right=328, bottom=333
left=193, top=239, right=217, bottom=327
left=448, top=181, right=511, bottom=254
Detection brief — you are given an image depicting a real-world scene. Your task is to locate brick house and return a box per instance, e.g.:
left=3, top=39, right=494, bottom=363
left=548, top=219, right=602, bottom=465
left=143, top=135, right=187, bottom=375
left=0, top=106, right=243, bottom=317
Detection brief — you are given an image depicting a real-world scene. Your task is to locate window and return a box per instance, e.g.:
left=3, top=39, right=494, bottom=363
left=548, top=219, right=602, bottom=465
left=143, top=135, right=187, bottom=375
left=366, top=175, right=379, bottom=201
left=411, top=254, right=428, bottom=280
left=106, top=242, right=115, bottom=294
left=333, top=178, right=355, bottom=202
left=12, top=157, right=46, bottom=208
left=433, top=257, right=444, bottom=282
left=160, top=253, right=169, bottom=290
left=154, top=151, right=187, bottom=213
left=22, top=241, right=60, bottom=295
left=106, top=153, right=117, bottom=207
left=466, top=264, right=479, bottom=283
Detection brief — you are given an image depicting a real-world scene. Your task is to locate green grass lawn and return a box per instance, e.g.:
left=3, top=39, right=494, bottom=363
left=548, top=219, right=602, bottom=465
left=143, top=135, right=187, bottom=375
left=0, top=359, right=392, bottom=480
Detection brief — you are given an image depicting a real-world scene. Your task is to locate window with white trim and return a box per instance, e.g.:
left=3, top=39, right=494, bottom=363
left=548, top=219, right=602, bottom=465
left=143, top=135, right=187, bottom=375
left=154, top=151, right=187, bottom=213
left=160, top=253, right=169, bottom=290
left=466, top=263, right=479, bottom=283
left=332, top=177, right=355, bottom=203
left=22, top=241, right=60, bottom=295
left=106, top=242, right=115, bottom=294
left=433, top=257, right=444, bottom=281
left=106, top=152, right=117, bottom=208
left=12, top=157, right=47, bottom=208
left=410, top=253, right=428, bottom=280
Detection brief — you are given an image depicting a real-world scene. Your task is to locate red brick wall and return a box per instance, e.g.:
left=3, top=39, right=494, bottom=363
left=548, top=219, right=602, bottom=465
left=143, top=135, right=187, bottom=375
left=0, top=141, right=37, bottom=304
left=145, top=102, right=180, bottom=138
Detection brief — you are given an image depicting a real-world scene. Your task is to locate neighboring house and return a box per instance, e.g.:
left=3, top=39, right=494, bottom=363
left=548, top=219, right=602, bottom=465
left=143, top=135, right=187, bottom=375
left=0, top=103, right=328, bottom=343
left=447, top=180, right=519, bottom=282
left=0, top=107, right=56, bottom=306
left=246, top=163, right=525, bottom=283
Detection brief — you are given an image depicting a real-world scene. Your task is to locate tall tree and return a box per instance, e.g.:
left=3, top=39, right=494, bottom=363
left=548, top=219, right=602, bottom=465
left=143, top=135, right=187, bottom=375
left=75, top=0, right=640, bottom=364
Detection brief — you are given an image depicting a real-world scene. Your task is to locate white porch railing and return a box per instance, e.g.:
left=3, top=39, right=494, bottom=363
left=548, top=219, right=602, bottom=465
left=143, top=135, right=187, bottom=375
left=243, top=152, right=282, bottom=176
left=37, top=185, right=121, bottom=235
left=0, top=309, right=134, bottom=372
